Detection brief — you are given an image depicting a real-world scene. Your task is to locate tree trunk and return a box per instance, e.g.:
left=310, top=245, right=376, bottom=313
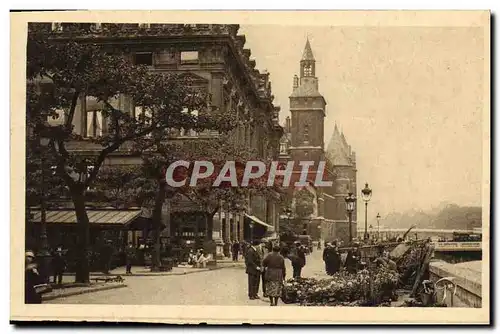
left=71, top=190, right=90, bottom=283
left=151, top=181, right=166, bottom=271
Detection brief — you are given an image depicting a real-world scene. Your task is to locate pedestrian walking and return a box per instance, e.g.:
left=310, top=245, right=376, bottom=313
left=289, top=243, right=305, bottom=278
left=125, top=243, right=136, bottom=274
left=262, top=245, right=286, bottom=306
left=231, top=241, right=240, bottom=261
left=259, top=241, right=269, bottom=297
left=25, top=251, right=42, bottom=304
left=245, top=240, right=262, bottom=300
left=51, top=246, right=66, bottom=285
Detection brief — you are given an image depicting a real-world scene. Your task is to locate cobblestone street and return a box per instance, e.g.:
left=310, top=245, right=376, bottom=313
left=48, top=249, right=327, bottom=305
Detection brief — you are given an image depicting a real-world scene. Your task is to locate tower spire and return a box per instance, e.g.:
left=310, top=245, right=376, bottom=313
left=300, top=38, right=316, bottom=78
left=302, top=38, right=315, bottom=61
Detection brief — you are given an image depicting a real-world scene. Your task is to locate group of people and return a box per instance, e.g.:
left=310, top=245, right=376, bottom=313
left=323, top=242, right=364, bottom=275
left=245, top=240, right=283, bottom=306
left=244, top=240, right=308, bottom=306
left=187, top=249, right=213, bottom=268
left=322, top=241, right=399, bottom=276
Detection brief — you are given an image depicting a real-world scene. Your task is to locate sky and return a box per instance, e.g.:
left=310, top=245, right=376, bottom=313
left=239, top=25, right=485, bottom=219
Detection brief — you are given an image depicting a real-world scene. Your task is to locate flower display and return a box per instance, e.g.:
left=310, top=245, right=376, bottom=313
left=281, top=267, right=400, bottom=306
left=397, top=242, right=427, bottom=288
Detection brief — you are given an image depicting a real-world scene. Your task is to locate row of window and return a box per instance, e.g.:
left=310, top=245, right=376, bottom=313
left=50, top=23, right=200, bottom=67
left=174, top=231, right=206, bottom=237
left=48, top=106, right=200, bottom=139
left=134, top=50, right=199, bottom=67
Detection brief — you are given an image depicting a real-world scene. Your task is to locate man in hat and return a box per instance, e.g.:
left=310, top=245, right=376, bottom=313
left=231, top=240, right=240, bottom=262
left=125, top=242, right=136, bottom=274
left=51, top=246, right=66, bottom=285
left=289, top=242, right=306, bottom=278
left=25, top=251, right=42, bottom=304
left=245, top=240, right=262, bottom=299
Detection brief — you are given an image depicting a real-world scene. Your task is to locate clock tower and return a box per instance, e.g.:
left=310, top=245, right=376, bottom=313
left=289, top=38, right=326, bottom=169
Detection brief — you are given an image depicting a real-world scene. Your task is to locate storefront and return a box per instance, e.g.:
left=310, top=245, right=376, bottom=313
left=26, top=208, right=143, bottom=271
left=243, top=213, right=275, bottom=242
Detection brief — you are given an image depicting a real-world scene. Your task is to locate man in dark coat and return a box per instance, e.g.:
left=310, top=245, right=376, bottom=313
left=125, top=243, right=136, bottom=274
left=289, top=243, right=305, bottom=278
left=297, top=243, right=307, bottom=267
left=51, top=246, right=66, bottom=285
left=345, top=246, right=362, bottom=274
left=245, top=240, right=262, bottom=299
left=25, top=251, right=42, bottom=304
left=231, top=241, right=240, bottom=261
left=323, top=243, right=332, bottom=274
left=330, top=246, right=341, bottom=275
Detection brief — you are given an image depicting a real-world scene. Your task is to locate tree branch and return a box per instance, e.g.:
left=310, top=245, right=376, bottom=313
left=210, top=206, right=219, bottom=217
left=49, top=140, right=75, bottom=188
left=103, top=100, right=121, bottom=142
left=65, top=90, right=81, bottom=131
left=84, top=141, right=121, bottom=188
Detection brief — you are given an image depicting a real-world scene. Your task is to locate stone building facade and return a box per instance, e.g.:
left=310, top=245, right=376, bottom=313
left=279, top=39, right=358, bottom=244
left=38, top=23, right=283, bottom=254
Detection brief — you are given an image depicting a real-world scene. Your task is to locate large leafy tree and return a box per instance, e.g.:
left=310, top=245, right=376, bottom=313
left=128, top=135, right=284, bottom=263
left=26, top=24, right=229, bottom=282
left=175, top=137, right=284, bottom=243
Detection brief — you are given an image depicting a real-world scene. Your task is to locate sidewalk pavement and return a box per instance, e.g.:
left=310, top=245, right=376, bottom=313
left=42, top=281, right=127, bottom=302
left=45, top=259, right=246, bottom=301
left=61, top=258, right=245, bottom=278
left=107, top=258, right=245, bottom=277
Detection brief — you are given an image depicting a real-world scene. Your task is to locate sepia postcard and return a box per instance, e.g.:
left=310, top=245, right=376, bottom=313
left=10, top=10, right=490, bottom=324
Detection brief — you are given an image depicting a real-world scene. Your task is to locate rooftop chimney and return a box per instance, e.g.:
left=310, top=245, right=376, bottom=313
left=285, top=116, right=291, bottom=133
left=293, top=75, right=299, bottom=89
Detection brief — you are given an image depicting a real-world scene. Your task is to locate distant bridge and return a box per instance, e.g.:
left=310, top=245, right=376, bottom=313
left=432, top=241, right=482, bottom=252
left=356, top=228, right=481, bottom=241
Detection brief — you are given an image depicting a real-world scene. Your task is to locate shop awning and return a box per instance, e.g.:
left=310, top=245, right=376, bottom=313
left=29, top=209, right=142, bottom=226
left=244, top=214, right=275, bottom=232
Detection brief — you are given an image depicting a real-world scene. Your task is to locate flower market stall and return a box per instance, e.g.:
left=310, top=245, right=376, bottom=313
left=281, top=240, right=434, bottom=307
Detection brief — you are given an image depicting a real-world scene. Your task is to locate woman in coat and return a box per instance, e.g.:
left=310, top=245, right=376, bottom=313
left=25, top=251, right=42, bottom=304
left=262, top=245, right=286, bottom=306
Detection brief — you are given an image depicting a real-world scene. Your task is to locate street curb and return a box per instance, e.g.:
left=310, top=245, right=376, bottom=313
left=63, top=263, right=244, bottom=278
left=43, top=283, right=127, bottom=301
left=116, top=263, right=243, bottom=277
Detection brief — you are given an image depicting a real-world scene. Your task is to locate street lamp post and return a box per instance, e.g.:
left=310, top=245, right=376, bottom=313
left=37, top=136, right=51, bottom=283
left=361, top=183, right=372, bottom=241
left=376, top=213, right=381, bottom=241
left=282, top=207, right=293, bottom=233
left=344, top=193, right=356, bottom=244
